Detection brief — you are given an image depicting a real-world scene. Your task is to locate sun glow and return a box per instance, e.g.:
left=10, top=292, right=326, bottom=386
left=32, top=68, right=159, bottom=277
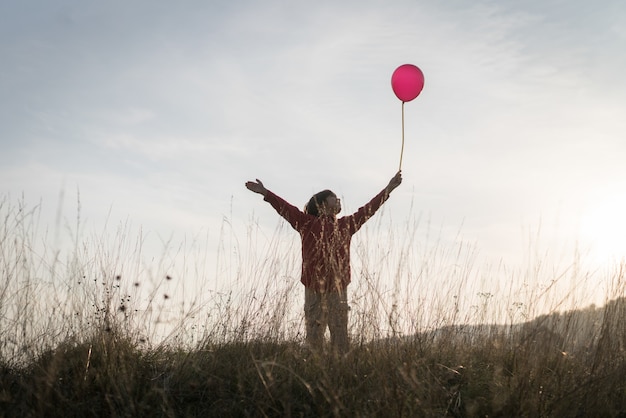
left=580, top=190, right=626, bottom=265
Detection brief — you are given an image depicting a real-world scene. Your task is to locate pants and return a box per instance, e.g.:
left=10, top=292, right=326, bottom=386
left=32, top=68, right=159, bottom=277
left=304, top=287, right=349, bottom=355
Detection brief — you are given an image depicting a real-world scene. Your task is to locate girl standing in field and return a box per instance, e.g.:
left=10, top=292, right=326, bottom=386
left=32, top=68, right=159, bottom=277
left=245, top=171, right=402, bottom=355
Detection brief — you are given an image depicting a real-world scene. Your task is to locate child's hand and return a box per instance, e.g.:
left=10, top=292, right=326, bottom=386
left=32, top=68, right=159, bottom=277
left=245, top=179, right=268, bottom=196
left=385, top=171, right=402, bottom=194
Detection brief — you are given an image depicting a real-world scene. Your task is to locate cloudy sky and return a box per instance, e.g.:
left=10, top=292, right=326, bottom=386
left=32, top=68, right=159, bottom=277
left=2, top=1, right=625, bottom=310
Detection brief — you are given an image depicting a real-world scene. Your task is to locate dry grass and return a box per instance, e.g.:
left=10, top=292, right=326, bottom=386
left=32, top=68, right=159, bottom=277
left=1, top=196, right=626, bottom=417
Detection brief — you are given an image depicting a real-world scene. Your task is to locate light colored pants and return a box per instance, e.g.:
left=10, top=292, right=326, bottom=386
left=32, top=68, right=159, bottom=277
left=304, top=287, right=349, bottom=355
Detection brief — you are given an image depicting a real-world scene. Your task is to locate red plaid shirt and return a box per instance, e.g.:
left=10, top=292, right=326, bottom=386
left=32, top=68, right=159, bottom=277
left=263, top=189, right=390, bottom=292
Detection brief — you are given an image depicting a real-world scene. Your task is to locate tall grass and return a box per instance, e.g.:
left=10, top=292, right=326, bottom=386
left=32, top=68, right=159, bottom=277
left=1, top=195, right=625, bottom=417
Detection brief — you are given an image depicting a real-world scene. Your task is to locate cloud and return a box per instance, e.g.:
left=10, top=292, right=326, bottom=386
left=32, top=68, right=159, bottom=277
left=1, top=0, right=625, bottom=277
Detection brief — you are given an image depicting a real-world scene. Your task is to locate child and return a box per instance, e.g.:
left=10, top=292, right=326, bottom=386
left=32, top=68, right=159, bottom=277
left=245, top=171, right=402, bottom=355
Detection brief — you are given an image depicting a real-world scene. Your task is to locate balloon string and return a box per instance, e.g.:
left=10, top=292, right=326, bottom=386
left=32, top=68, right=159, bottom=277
left=399, top=101, right=405, bottom=171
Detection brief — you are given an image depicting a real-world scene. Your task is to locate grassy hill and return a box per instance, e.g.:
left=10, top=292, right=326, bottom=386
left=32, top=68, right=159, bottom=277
left=1, top=298, right=625, bottom=417
left=2, top=198, right=625, bottom=416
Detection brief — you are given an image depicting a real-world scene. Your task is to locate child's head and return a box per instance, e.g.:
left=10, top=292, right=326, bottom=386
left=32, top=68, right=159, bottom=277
left=305, top=190, right=341, bottom=217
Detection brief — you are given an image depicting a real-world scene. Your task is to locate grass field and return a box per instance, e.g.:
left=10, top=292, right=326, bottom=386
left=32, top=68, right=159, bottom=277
left=1, top=197, right=625, bottom=417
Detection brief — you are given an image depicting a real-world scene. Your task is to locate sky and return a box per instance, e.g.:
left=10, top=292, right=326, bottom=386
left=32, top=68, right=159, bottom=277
left=2, top=0, right=626, bottom=324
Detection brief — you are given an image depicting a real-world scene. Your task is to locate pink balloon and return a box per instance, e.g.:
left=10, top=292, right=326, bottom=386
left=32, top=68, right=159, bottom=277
left=391, top=64, right=424, bottom=102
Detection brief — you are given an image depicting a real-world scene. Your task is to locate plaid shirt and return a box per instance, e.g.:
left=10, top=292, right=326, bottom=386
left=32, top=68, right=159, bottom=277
left=263, top=188, right=390, bottom=292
